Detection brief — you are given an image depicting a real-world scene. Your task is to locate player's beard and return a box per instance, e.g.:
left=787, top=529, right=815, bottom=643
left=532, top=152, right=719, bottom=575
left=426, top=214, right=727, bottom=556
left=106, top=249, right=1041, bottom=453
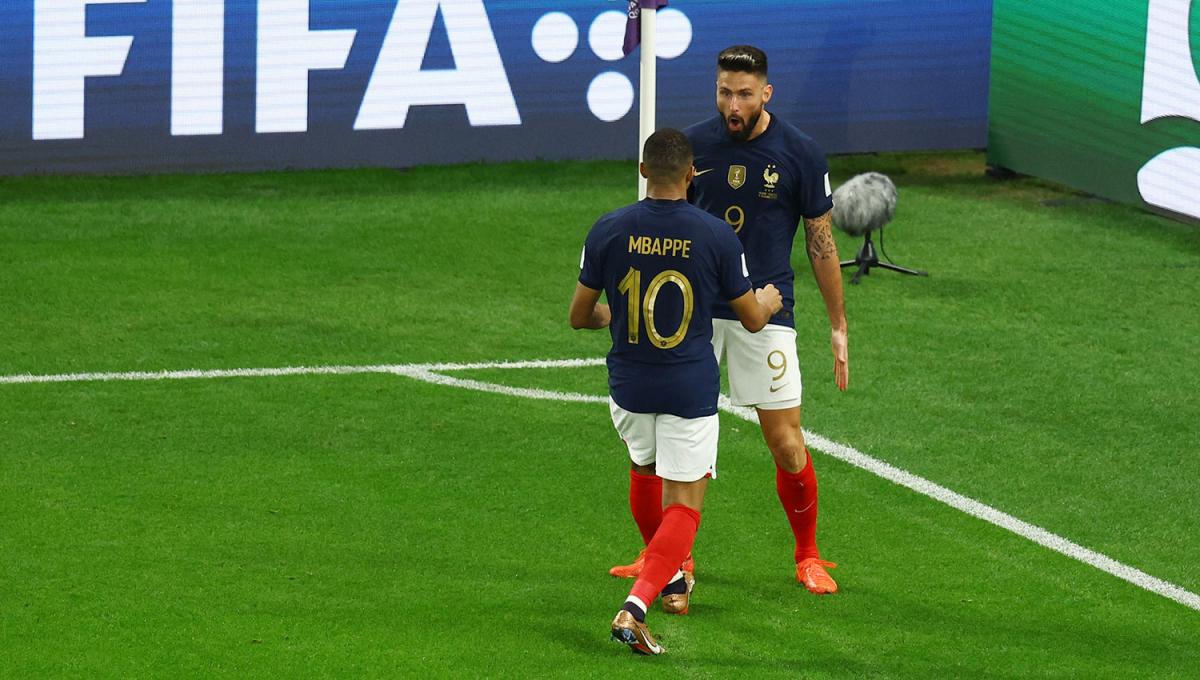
left=723, top=108, right=762, bottom=143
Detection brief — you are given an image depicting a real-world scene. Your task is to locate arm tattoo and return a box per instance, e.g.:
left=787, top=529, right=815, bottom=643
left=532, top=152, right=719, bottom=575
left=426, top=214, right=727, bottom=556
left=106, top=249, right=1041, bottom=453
left=804, top=212, right=837, bottom=261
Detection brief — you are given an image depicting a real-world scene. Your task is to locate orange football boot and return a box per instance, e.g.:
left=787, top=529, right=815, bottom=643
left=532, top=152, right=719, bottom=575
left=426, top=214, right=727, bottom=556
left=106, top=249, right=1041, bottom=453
left=795, top=558, right=838, bottom=594
left=609, top=549, right=695, bottom=579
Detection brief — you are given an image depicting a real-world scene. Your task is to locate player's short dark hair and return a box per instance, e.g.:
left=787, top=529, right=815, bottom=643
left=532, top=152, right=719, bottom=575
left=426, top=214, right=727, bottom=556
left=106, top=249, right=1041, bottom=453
left=642, top=128, right=693, bottom=183
left=717, top=45, right=768, bottom=77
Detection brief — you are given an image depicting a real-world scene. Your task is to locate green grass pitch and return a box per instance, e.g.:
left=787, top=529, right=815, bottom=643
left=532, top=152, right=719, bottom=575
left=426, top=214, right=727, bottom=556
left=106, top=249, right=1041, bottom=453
left=1, top=152, right=1198, bottom=677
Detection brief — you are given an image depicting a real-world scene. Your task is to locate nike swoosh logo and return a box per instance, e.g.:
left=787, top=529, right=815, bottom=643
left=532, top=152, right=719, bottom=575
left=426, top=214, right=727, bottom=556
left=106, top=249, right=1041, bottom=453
left=793, top=501, right=816, bottom=513
left=694, top=169, right=714, bottom=176
left=769, top=383, right=790, bottom=393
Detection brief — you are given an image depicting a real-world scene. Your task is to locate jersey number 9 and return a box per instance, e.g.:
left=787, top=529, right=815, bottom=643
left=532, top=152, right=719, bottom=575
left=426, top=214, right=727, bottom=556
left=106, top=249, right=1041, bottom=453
left=617, top=267, right=695, bottom=349
left=724, top=205, right=745, bottom=233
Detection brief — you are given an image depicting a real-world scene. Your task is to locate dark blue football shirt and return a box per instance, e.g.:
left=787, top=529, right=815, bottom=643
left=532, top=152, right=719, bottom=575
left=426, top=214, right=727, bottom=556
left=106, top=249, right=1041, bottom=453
left=684, top=113, right=834, bottom=328
left=579, top=198, right=753, bottom=418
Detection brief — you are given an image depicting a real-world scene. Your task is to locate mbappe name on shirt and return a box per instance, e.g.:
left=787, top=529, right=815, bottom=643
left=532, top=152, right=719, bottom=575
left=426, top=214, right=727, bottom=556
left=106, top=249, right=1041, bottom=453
left=627, top=235, right=692, bottom=258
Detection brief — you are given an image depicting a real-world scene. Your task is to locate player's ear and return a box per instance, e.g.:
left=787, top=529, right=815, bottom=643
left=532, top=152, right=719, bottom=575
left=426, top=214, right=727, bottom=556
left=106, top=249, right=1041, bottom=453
left=762, top=82, right=773, bottom=104
left=685, top=165, right=696, bottom=184
left=639, top=162, right=649, bottom=179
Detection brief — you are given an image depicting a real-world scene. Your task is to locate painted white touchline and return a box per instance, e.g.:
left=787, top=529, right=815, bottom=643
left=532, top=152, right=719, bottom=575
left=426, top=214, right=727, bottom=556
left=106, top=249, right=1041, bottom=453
left=717, top=396, right=1200, bottom=612
left=3, top=357, right=1197, bottom=612
left=417, top=357, right=607, bottom=372
left=0, top=358, right=606, bottom=385
left=0, top=364, right=399, bottom=385
left=390, top=366, right=607, bottom=404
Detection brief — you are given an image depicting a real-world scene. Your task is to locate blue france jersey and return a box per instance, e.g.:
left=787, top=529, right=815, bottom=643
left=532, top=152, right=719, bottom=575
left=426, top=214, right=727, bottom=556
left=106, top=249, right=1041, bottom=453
left=579, top=198, right=753, bottom=418
left=684, top=114, right=834, bottom=328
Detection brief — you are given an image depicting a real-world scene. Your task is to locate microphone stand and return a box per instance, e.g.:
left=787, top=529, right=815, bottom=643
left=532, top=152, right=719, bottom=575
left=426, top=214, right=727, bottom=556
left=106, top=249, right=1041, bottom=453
left=840, top=230, right=927, bottom=285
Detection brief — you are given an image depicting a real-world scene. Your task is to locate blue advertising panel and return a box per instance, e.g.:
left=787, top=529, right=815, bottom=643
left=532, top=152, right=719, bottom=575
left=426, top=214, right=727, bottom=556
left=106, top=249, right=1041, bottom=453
left=0, top=1, right=992, bottom=175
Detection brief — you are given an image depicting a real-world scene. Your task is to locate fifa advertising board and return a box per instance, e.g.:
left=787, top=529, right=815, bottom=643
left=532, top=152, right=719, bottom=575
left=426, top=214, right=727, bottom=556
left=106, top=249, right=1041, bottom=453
left=988, top=0, right=1200, bottom=223
left=0, top=0, right=990, bottom=175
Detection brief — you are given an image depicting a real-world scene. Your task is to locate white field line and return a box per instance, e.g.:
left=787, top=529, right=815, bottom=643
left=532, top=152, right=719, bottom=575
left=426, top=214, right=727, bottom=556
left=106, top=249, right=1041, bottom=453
left=717, top=397, right=1200, bottom=612
left=0, top=364, right=399, bottom=385
left=3, top=357, right=1197, bottom=612
left=0, top=358, right=608, bottom=386
left=390, top=365, right=607, bottom=404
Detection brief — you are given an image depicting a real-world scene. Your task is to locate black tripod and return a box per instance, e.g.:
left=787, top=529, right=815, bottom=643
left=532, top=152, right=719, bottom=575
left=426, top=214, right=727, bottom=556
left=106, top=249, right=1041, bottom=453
left=840, top=231, right=927, bottom=285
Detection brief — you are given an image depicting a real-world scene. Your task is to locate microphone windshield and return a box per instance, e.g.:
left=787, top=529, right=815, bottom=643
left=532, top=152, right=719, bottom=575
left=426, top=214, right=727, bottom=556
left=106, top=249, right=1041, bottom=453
left=832, top=172, right=897, bottom=236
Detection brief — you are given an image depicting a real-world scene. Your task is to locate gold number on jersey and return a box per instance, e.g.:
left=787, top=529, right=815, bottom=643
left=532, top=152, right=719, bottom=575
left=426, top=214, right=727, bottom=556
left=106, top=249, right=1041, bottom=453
left=618, top=267, right=695, bottom=349
left=767, top=350, right=787, bottom=381
left=724, top=205, right=745, bottom=233
left=644, top=270, right=695, bottom=349
left=617, top=267, right=642, bottom=344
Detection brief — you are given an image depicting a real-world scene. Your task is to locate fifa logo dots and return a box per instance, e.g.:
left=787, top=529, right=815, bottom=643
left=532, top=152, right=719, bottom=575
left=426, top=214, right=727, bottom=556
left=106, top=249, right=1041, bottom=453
left=530, top=9, right=692, bottom=122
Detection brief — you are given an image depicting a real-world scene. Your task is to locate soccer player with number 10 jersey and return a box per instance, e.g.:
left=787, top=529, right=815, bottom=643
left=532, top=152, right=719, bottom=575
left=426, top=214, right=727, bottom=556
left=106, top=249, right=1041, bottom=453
left=570, top=128, right=782, bottom=654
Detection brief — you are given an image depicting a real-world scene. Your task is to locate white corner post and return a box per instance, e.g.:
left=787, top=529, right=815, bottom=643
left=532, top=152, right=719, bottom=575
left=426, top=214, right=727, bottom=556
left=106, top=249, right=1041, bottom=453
left=637, top=6, right=656, bottom=200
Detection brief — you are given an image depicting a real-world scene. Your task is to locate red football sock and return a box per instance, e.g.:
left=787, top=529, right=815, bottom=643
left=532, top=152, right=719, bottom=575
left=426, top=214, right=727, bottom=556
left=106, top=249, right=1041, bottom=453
left=628, top=504, right=701, bottom=608
left=629, top=469, right=664, bottom=545
left=776, top=451, right=821, bottom=562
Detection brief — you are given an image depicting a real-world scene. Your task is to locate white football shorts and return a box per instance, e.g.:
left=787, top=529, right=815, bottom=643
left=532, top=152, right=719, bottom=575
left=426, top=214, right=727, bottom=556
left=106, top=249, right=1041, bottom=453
left=608, top=399, right=718, bottom=482
left=711, top=318, right=803, bottom=410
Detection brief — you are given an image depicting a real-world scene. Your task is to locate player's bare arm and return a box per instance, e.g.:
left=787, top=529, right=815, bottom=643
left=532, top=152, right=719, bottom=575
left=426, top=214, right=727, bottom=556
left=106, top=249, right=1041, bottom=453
left=568, top=282, right=611, bottom=329
left=729, top=284, right=783, bottom=333
left=803, top=210, right=838, bottom=262
left=803, top=210, right=850, bottom=391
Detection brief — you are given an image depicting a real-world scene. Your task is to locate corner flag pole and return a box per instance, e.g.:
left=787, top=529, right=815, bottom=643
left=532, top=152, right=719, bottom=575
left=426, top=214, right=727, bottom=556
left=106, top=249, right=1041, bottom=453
left=637, top=6, right=656, bottom=200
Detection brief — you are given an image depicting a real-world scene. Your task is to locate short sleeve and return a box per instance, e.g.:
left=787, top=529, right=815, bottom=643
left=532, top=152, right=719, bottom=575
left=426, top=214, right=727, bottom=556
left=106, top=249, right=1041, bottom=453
left=797, top=139, right=834, bottom=219
left=578, top=221, right=605, bottom=290
left=716, top=225, right=754, bottom=301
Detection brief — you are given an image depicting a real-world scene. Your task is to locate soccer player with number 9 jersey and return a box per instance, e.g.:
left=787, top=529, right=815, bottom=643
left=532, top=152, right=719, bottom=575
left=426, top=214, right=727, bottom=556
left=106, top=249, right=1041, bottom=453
left=610, top=45, right=850, bottom=595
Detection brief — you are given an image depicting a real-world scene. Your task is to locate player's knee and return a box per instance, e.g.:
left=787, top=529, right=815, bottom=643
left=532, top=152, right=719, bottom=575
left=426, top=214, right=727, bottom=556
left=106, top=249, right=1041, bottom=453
left=631, top=462, right=656, bottom=476
left=765, top=435, right=807, bottom=473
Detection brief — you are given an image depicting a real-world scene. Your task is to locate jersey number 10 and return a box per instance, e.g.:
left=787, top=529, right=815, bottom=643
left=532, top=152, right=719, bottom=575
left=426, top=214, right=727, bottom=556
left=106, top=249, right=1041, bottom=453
left=617, top=267, right=695, bottom=349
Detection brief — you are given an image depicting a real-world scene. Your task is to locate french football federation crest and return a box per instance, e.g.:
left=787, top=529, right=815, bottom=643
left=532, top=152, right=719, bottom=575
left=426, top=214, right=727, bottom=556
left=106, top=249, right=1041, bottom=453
left=763, top=164, right=780, bottom=189
left=727, top=165, right=746, bottom=189
left=759, top=163, right=781, bottom=199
